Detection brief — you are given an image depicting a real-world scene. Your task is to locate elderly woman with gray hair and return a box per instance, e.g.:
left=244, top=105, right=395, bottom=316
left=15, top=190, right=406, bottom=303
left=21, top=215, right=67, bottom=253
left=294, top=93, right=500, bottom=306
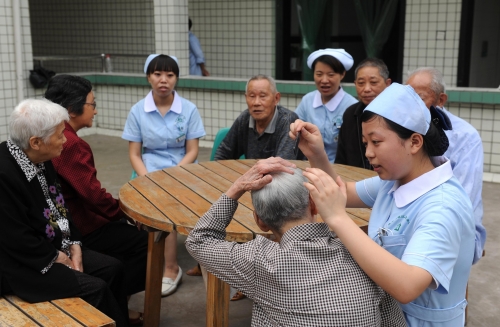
left=186, top=157, right=405, bottom=326
left=0, top=99, right=129, bottom=326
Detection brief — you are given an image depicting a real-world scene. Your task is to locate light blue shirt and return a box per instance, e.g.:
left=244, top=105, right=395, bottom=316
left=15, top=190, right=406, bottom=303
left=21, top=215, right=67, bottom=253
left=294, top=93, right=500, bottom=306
left=356, top=157, right=475, bottom=327
left=440, top=108, right=485, bottom=264
left=295, top=88, right=357, bottom=162
left=189, top=31, right=205, bottom=76
left=122, top=90, right=206, bottom=172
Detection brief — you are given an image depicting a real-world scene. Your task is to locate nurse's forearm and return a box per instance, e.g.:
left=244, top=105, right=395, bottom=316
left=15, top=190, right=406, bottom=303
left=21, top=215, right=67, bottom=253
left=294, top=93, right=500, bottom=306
left=327, top=215, right=433, bottom=304
left=129, top=142, right=148, bottom=176
left=178, top=139, right=199, bottom=166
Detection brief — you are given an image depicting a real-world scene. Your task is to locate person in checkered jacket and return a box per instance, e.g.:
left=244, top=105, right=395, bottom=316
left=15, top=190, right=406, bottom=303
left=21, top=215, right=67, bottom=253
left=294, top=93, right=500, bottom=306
left=186, top=158, right=406, bottom=326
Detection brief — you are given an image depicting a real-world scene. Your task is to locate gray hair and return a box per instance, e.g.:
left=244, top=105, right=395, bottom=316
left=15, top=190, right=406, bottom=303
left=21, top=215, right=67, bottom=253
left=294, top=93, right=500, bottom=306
left=245, top=74, right=278, bottom=94
left=406, top=67, right=446, bottom=97
left=251, top=168, right=309, bottom=231
left=354, top=58, right=390, bottom=80
left=9, top=99, right=69, bottom=150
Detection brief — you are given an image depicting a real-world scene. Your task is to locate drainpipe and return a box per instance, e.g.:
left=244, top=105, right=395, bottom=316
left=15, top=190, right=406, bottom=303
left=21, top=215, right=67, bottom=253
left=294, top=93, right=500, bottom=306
left=13, top=0, right=24, bottom=103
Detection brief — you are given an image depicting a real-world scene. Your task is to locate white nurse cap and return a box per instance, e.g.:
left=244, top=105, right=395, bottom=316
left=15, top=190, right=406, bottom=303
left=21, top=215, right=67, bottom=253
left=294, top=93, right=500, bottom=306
left=364, top=83, right=431, bottom=135
left=307, top=48, right=354, bottom=71
left=144, top=54, right=179, bottom=73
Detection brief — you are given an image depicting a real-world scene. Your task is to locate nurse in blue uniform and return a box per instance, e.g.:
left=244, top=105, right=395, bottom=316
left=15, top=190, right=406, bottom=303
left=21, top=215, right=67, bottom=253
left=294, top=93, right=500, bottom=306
left=295, top=48, right=358, bottom=162
left=290, top=83, right=475, bottom=326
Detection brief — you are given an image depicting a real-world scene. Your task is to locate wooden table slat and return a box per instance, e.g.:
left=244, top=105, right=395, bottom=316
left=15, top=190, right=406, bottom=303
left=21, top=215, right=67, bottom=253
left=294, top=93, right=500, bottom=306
left=177, top=164, right=254, bottom=211
left=148, top=169, right=254, bottom=242
left=198, top=161, right=243, bottom=183
left=119, top=183, right=174, bottom=232
left=215, top=160, right=253, bottom=175
left=4, top=295, right=81, bottom=327
left=0, top=297, right=38, bottom=327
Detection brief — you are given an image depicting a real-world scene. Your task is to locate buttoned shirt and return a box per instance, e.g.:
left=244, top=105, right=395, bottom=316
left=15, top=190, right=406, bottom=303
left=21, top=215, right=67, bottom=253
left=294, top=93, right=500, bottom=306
left=189, top=31, right=205, bottom=76
left=214, top=105, right=303, bottom=160
left=186, top=194, right=406, bottom=327
left=356, top=157, right=475, bottom=326
left=122, top=90, right=206, bottom=172
left=52, top=122, right=125, bottom=236
left=441, top=108, right=485, bottom=264
left=295, top=88, right=357, bottom=162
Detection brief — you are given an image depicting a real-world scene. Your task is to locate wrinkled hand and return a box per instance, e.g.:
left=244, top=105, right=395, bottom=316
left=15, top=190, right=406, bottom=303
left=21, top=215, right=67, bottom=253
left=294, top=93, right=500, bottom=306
left=226, top=157, right=296, bottom=200
left=55, top=250, right=76, bottom=270
left=69, top=244, right=83, bottom=272
left=302, top=168, right=349, bottom=227
left=289, top=119, right=326, bottom=159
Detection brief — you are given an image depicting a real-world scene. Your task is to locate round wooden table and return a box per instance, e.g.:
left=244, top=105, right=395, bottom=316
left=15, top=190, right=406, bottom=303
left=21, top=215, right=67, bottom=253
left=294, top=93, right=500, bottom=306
left=119, top=159, right=376, bottom=327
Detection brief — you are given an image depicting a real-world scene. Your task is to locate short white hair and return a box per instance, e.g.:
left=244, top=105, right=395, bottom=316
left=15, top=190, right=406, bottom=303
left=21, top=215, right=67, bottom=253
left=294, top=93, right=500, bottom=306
left=9, top=99, right=69, bottom=150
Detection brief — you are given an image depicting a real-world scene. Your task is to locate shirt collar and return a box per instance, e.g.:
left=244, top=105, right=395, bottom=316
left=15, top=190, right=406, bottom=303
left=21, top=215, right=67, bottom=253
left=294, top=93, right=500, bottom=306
left=279, top=222, right=333, bottom=249
left=389, top=156, right=453, bottom=208
left=64, top=121, right=76, bottom=135
left=248, top=106, right=279, bottom=134
left=7, top=139, right=46, bottom=182
left=312, top=87, right=346, bottom=112
left=144, top=90, right=182, bottom=114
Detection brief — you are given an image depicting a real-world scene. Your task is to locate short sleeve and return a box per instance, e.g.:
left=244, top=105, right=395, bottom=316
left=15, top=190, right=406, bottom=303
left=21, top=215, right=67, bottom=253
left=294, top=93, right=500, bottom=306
left=355, top=176, right=381, bottom=207
left=122, top=105, right=142, bottom=143
left=186, top=105, right=206, bottom=140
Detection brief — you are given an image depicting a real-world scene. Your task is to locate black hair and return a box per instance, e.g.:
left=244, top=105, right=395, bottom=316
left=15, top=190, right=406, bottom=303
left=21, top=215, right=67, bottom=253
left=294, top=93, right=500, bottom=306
left=189, top=18, right=192, bottom=30
left=44, top=75, right=92, bottom=116
left=145, top=55, right=179, bottom=77
left=361, top=110, right=448, bottom=157
left=312, top=55, right=346, bottom=74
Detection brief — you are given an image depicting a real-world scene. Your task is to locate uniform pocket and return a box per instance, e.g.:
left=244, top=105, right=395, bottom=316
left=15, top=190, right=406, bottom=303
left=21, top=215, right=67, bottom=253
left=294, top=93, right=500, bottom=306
left=380, top=234, right=407, bottom=259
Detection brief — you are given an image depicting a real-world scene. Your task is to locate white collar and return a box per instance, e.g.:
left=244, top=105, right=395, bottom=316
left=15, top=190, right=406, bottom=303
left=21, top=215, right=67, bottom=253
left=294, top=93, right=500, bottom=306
left=144, top=90, right=182, bottom=114
left=389, top=156, right=453, bottom=208
left=312, top=87, right=345, bottom=112
left=249, top=106, right=278, bottom=134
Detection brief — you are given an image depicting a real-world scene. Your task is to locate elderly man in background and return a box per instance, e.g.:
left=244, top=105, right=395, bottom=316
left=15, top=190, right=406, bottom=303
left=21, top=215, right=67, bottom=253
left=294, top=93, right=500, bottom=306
left=214, top=74, right=303, bottom=160
left=186, top=158, right=406, bottom=326
left=335, top=58, right=391, bottom=169
left=406, top=67, right=486, bottom=264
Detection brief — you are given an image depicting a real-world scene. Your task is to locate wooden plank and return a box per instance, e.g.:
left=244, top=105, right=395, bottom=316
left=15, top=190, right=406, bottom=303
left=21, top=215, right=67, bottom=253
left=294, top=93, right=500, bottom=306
left=216, top=160, right=252, bottom=175
left=181, top=164, right=254, bottom=211
left=51, top=298, right=114, bottom=327
left=198, top=161, right=242, bottom=183
left=149, top=170, right=255, bottom=242
left=119, top=183, right=174, bottom=232
left=0, top=297, right=38, bottom=327
left=5, top=295, right=81, bottom=327
left=143, top=232, right=166, bottom=327
left=129, top=174, right=198, bottom=235
left=206, top=272, right=229, bottom=327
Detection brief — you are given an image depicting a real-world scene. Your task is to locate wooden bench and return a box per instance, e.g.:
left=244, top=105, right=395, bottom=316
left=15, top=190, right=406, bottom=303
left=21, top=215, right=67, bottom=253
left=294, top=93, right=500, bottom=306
left=0, top=295, right=115, bottom=327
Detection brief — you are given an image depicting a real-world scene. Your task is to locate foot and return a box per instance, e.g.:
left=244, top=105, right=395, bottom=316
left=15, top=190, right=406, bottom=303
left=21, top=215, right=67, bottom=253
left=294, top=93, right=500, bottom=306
left=230, top=291, right=246, bottom=301
left=186, top=264, right=202, bottom=276
left=129, top=311, right=143, bottom=326
left=161, top=267, right=182, bottom=297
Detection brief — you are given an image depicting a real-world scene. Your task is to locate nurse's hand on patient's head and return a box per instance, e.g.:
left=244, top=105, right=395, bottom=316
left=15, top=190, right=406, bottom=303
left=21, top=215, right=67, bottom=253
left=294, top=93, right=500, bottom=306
left=289, top=119, right=325, bottom=160
left=302, top=168, right=349, bottom=227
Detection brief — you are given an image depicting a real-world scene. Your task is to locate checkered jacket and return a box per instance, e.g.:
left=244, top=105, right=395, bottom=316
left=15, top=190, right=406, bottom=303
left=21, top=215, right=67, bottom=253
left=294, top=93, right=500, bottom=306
left=186, top=194, right=406, bottom=326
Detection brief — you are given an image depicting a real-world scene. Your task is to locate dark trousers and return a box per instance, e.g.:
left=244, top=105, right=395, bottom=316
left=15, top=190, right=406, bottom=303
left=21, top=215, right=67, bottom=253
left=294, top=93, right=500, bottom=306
left=75, top=248, right=129, bottom=327
left=83, top=220, right=148, bottom=296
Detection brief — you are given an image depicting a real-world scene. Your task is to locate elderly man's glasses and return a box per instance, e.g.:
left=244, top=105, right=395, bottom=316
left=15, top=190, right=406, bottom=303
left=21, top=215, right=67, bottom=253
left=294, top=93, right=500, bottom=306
left=85, top=102, right=97, bottom=109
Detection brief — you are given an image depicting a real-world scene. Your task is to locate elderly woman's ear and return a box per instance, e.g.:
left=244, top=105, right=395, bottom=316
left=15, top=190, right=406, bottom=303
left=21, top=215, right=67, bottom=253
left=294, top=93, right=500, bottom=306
left=309, top=195, right=318, bottom=217
left=28, top=136, right=42, bottom=150
left=253, top=211, right=271, bottom=232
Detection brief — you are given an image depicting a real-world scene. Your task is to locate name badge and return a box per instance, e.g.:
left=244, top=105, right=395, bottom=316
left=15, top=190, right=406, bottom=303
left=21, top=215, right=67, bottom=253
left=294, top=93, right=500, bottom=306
left=176, top=134, right=186, bottom=143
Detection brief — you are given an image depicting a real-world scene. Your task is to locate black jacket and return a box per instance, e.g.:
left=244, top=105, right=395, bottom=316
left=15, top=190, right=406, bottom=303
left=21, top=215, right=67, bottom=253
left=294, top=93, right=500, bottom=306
left=334, top=102, right=372, bottom=170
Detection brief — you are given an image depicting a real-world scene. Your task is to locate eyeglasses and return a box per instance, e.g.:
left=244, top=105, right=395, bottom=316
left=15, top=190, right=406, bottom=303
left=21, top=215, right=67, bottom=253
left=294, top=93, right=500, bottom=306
left=85, top=102, right=97, bottom=109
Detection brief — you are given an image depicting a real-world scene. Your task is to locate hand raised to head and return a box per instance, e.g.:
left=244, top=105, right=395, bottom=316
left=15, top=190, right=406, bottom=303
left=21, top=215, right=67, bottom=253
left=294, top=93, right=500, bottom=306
left=289, top=119, right=326, bottom=160
left=226, top=157, right=296, bottom=200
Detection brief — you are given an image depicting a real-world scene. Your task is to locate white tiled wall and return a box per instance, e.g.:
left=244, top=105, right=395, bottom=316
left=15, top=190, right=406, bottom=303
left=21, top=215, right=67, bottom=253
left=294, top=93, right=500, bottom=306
left=188, top=0, right=275, bottom=78
left=403, top=0, right=461, bottom=86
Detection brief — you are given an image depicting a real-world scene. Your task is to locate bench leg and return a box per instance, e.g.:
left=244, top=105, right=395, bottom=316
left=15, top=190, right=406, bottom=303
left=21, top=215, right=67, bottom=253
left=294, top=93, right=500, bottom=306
left=206, top=272, right=229, bottom=327
left=143, top=231, right=166, bottom=327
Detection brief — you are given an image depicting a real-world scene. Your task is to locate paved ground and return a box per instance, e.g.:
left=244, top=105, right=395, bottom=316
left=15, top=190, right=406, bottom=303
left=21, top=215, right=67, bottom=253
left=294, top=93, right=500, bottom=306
left=84, top=134, right=499, bottom=327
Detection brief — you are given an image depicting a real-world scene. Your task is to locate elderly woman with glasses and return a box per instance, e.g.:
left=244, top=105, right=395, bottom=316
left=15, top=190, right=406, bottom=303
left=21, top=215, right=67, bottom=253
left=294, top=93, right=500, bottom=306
left=0, top=99, right=129, bottom=326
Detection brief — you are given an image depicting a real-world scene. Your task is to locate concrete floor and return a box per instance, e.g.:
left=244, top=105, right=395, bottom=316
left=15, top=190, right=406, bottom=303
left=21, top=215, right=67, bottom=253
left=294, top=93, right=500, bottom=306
left=84, top=134, right=499, bottom=327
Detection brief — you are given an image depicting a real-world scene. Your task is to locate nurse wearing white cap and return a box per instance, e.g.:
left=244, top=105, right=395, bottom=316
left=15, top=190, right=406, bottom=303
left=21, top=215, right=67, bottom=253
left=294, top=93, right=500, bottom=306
left=295, top=48, right=358, bottom=162
left=291, top=83, right=474, bottom=326
left=122, top=54, right=206, bottom=297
